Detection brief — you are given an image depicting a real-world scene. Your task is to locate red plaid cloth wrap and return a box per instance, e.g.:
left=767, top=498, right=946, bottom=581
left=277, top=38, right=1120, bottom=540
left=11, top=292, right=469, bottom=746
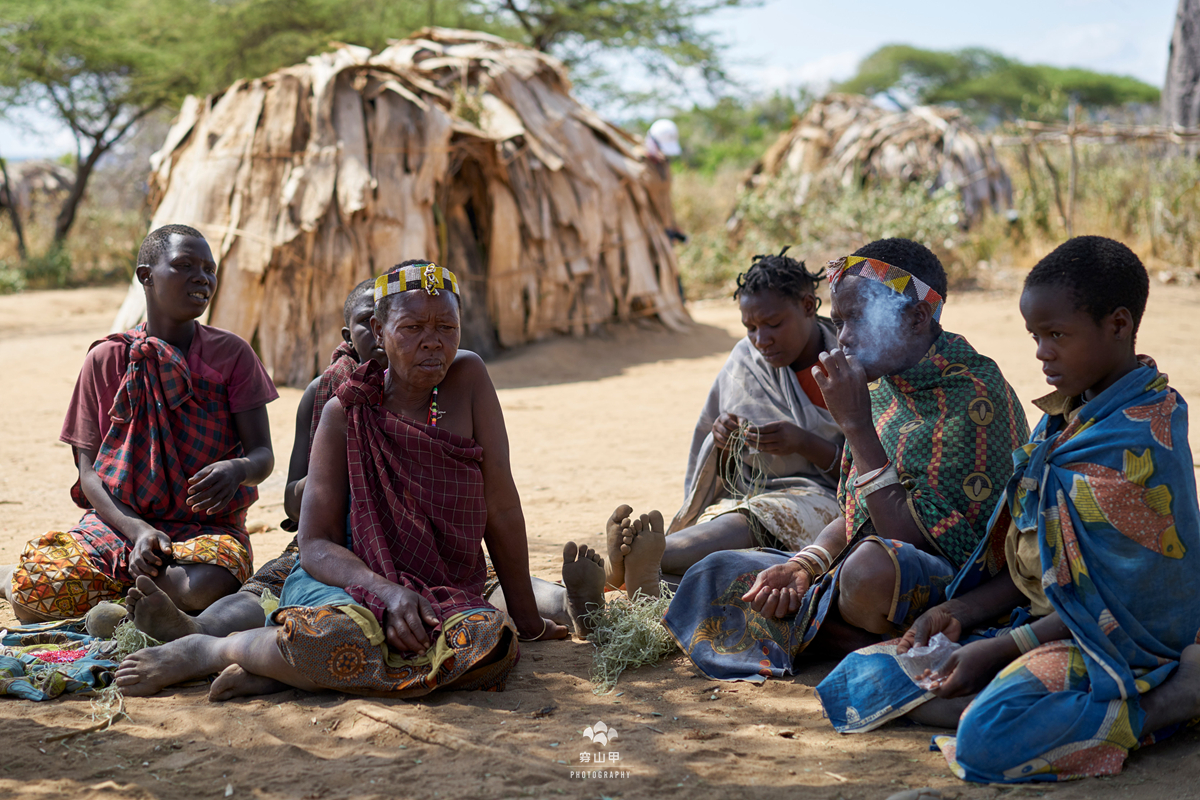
left=68, top=324, right=255, bottom=580
left=338, top=359, right=490, bottom=628
left=309, top=340, right=359, bottom=458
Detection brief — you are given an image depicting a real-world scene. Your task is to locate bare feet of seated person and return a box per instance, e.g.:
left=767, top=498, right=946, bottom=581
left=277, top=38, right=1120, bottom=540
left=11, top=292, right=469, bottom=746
left=561, top=542, right=606, bottom=639
left=604, top=504, right=634, bottom=591
left=208, top=664, right=286, bottom=702
left=126, top=575, right=203, bottom=642
left=115, top=635, right=219, bottom=697
left=617, top=510, right=666, bottom=601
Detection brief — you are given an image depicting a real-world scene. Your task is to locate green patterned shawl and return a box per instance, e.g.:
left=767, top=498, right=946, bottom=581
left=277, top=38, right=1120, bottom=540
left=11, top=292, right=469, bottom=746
left=838, top=331, right=1030, bottom=567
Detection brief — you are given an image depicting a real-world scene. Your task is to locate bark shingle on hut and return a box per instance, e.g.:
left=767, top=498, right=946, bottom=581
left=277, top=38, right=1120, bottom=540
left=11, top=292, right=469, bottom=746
left=112, top=28, right=688, bottom=386
left=735, top=93, right=1011, bottom=231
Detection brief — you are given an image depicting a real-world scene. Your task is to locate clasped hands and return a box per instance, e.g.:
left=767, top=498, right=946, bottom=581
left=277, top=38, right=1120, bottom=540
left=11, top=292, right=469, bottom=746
left=897, top=605, right=1015, bottom=698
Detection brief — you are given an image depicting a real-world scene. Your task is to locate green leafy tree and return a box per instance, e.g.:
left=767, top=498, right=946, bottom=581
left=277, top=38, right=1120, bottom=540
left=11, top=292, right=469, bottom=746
left=487, top=0, right=754, bottom=95
left=838, top=45, right=1160, bottom=119
left=0, top=0, right=212, bottom=248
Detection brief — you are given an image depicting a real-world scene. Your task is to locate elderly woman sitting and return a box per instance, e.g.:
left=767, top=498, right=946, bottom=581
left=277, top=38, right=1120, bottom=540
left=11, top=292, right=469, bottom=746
left=116, top=262, right=569, bottom=699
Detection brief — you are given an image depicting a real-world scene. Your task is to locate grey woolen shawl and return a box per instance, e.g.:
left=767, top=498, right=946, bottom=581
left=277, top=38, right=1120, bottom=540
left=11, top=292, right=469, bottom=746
left=667, top=319, right=844, bottom=533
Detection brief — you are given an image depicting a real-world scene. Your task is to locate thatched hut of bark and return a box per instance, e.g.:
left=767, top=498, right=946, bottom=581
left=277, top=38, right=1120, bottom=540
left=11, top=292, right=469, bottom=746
left=733, top=93, right=1011, bottom=232
left=112, top=28, right=688, bottom=386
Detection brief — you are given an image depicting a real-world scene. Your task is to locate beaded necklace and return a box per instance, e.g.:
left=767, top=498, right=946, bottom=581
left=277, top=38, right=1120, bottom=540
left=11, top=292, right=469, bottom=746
left=427, top=385, right=440, bottom=427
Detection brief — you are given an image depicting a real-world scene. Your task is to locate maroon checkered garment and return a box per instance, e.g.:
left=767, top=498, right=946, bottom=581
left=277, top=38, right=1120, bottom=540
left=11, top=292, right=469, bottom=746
left=337, top=359, right=489, bottom=626
left=67, top=325, right=254, bottom=580
left=308, top=340, right=359, bottom=458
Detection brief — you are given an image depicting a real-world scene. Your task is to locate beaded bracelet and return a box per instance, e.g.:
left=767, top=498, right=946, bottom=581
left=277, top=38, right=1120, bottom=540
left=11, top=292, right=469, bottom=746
left=1010, top=624, right=1040, bottom=654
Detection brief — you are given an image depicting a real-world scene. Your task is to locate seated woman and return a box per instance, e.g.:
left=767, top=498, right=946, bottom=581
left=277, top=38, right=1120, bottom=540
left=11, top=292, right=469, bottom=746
left=816, top=237, right=1200, bottom=784
left=115, top=262, right=575, bottom=700
left=604, top=249, right=845, bottom=601
left=3, top=225, right=276, bottom=623
left=661, top=238, right=1029, bottom=682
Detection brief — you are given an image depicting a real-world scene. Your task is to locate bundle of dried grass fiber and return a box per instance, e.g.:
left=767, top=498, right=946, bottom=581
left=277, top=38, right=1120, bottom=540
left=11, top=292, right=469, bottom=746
left=584, top=585, right=677, bottom=695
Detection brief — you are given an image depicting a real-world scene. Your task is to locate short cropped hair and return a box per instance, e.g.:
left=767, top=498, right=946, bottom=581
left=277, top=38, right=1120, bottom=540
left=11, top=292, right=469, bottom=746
left=342, top=278, right=376, bottom=325
left=375, top=258, right=458, bottom=322
left=734, top=246, right=824, bottom=301
left=852, top=238, right=948, bottom=301
left=1025, top=236, right=1149, bottom=336
left=138, top=224, right=205, bottom=267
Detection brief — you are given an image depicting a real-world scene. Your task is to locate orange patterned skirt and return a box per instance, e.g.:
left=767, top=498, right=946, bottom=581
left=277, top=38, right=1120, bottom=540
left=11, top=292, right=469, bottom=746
left=274, top=605, right=518, bottom=697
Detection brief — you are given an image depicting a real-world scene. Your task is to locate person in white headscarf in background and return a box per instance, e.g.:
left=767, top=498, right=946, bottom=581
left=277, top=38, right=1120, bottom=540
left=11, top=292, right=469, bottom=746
left=644, top=118, right=688, bottom=246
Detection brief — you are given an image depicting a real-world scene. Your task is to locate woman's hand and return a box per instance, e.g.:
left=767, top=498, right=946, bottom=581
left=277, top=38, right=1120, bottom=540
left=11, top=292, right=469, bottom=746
left=187, top=460, right=246, bottom=514
left=377, top=583, right=441, bottom=655
left=926, top=636, right=1017, bottom=699
left=129, top=528, right=173, bottom=578
left=741, top=561, right=811, bottom=619
left=711, top=413, right=742, bottom=450
left=745, top=420, right=808, bottom=456
left=897, top=604, right=963, bottom=654
left=518, top=616, right=570, bottom=641
left=812, top=349, right=873, bottom=432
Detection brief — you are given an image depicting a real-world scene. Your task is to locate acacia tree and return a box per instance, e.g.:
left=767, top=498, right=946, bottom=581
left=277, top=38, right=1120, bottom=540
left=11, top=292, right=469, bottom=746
left=486, top=0, right=753, bottom=98
left=838, top=45, right=1160, bottom=120
left=0, top=0, right=211, bottom=248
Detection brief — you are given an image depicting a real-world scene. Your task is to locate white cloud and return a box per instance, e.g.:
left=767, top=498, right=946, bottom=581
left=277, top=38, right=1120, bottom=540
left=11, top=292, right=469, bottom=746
left=735, top=49, right=865, bottom=93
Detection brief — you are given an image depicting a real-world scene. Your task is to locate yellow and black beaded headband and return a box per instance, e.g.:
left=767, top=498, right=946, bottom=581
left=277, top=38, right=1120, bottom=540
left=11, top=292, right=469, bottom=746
left=373, top=262, right=460, bottom=303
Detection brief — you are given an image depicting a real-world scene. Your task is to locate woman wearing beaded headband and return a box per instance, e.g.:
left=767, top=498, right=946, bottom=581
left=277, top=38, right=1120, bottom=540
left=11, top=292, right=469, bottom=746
left=663, top=238, right=1029, bottom=685
left=116, top=259, right=591, bottom=700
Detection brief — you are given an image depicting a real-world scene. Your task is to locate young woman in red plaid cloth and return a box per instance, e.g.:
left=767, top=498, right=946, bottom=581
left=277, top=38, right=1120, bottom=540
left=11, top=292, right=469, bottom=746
left=3, top=225, right=277, bottom=623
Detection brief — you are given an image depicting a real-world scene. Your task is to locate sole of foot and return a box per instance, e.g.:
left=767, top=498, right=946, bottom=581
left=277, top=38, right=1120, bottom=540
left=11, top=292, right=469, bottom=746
left=114, top=635, right=214, bottom=697
left=126, top=574, right=202, bottom=642
left=604, top=504, right=634, bottom=591
left=209, top=664, right=287, bottom=702
left=562, top=542, right=606, bottom=640
left=622, top=510, right=666, bottom=602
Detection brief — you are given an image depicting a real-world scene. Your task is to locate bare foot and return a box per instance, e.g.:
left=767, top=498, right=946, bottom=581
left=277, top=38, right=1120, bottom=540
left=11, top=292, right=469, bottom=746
left=604, top=504, right=634, bottom=591
left=1143, top=644, right=1200, bottom=732
left=127, top=575, right=202, bottom=642
left=209, top=664, right=286, bottom=701
left=562, top=542, right=606, bottom=639
left=623, top=510, right=666, bottom=601
left=114, top=634, right=222, bottom=696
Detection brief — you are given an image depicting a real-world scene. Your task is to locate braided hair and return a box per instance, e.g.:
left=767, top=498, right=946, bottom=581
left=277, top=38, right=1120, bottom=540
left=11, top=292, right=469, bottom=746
left=733, top=246, right=824, bottom=302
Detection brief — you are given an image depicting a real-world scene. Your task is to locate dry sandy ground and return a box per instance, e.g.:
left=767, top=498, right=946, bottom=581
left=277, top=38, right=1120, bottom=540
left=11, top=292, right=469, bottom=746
left=2, top=283, right=1200, bottom=800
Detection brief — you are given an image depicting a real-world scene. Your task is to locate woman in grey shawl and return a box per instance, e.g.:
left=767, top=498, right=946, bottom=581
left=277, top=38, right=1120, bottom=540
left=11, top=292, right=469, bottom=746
left=606, top=250, right=845, bottom=600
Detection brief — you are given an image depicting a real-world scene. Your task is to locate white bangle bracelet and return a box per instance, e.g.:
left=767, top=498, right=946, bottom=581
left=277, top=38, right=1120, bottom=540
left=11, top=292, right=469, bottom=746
left=858, top=465, right=901, bottom=497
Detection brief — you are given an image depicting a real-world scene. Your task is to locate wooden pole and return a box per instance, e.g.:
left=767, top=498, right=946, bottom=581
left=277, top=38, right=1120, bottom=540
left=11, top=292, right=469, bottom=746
left=1067, top=102, right=1078, bottom=238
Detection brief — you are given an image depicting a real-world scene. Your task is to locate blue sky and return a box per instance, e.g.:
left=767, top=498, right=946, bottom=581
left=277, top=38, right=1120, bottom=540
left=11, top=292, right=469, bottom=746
left=0, top=0, right=1181, bottom=159
left=705, top=0, right=1177, bottom=93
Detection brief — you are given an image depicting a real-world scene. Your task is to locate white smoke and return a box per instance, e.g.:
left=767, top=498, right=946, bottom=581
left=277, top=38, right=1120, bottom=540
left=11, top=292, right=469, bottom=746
left=842, top=282, right=912, bottom=378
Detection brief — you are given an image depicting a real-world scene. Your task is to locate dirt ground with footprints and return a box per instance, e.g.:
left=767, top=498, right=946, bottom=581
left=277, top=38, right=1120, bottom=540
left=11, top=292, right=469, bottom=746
left=3, top=283, right=1200, bottom=800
